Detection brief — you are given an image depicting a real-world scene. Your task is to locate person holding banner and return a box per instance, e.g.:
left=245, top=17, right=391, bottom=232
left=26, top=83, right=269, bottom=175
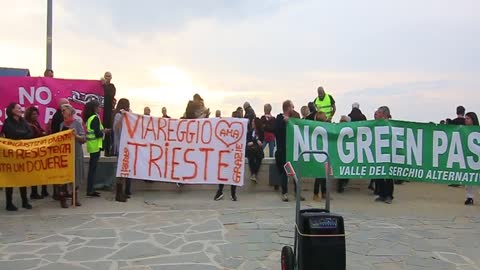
left=447, top=106, right=467, bottom=188
left=183, top=94, right=210, bottom=189
left=214, top=111, right=240, bottom=201
left=247, top=118, right=265, bottom=182
left=24, top=106, right=49, bottom=200
left=48, top=98, right=71, bottom=200
left=311, top=111, right=328, bottom=202
left=59, top=104, right=85, bottom=208
left=300, top=106, right=310, bottom=119
left=1, top=103, right=33, bottom=211
left=464, top=112, right=479, bottom=205
left=161, top=107, right=171, bottom=118
left=113, top=98, right=131, bottom=202
left=144, top=106, right=151, bottom=116
left=84, top=100, right=110, bottom=197
left=336, top=115, right=351, bottom=193
left=374, top=106, right=395, bottom=204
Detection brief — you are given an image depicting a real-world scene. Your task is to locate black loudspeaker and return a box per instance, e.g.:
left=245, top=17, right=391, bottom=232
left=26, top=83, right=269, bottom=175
left=297, top=209, right=346, bottom=270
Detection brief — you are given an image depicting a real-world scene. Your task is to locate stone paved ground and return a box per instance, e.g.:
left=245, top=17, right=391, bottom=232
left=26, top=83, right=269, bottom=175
left=0, top=182, right=479, bottom=270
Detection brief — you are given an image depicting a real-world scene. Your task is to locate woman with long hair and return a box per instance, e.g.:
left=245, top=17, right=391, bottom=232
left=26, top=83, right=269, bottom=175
left=1, top=103, right=33, bottom=211
left=185, top=94, right=210, bottom=119
left=464, top=112, right=479, bottom=205
left=59, top=104, right=85, bottom=208
left=112, top=98, right=131, bottom=202
left=24, top=106, right=49, bottom=199
left=84, top=100, right=110, bottom=197
left=247, top=118, right=265, bottom=182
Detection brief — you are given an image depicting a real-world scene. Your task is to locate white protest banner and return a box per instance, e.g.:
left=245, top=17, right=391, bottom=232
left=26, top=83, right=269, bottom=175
left=116, top=113, right=248, bottom=186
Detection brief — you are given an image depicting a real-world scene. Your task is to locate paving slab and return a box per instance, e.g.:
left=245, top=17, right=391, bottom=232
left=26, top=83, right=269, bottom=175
left=0, top=185, right=479, bottom=270
left=109, top=242, right=170, bottom=260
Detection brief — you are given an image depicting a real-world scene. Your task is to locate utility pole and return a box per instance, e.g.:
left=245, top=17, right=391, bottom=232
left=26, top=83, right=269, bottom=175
left=46, top=0, right=53, bottom=70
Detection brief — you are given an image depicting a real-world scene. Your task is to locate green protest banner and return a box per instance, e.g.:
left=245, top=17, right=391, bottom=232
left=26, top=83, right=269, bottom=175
left=287, top=118, right=480, bottom=185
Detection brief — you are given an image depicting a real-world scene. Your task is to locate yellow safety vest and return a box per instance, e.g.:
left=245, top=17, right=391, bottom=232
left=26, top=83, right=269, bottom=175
left=314, top=94, right=333, bottom=119
left=86, top=114, right=104, bottom=153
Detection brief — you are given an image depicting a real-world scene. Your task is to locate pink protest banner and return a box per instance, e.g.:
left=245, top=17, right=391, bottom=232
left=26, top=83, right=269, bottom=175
left=0, top=76, right=104, bottom=128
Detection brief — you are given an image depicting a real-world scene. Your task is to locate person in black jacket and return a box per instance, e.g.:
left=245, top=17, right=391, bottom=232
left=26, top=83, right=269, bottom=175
left=247, top=118, right=265, bottom=182
left=1, top=103, right=33, bottom=211
left=275, top=100, right=304, bottom=202
left=374, top=106, right=394, bottom=204
left=447, top=106, right=466, bottom=187
left=102, top=72, right=116, bottom=156
left=447, top=106, right=466, bottom=125
left=243, top=102, right=256, bottom=134
left=348, top=102, right=367, bottom=122
left=25, top=106, right=49, bottom=199
left=243, top=102, right=256, bottom=122
left=348, top=103, right=375, bottom=190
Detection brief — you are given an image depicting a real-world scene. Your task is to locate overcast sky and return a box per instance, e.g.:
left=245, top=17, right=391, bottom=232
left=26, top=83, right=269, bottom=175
left=1, top=0, right=478, bottom=122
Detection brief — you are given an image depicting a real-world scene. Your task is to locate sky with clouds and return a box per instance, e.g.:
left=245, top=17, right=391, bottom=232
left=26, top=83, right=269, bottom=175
left=1, top=0, right=478, bottom=122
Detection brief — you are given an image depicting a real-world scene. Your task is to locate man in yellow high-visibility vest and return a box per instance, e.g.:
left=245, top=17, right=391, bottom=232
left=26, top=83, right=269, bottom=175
left=313, top=86, right=336, bottom=122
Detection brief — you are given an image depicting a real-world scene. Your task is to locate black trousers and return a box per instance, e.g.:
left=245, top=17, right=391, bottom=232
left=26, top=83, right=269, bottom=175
left=103, top=106, right=113, bottom=156
left=372, top=180, right=380, bottom=195
left=247, top=145, right=264, bottom=175
left=217, top=184, right=236, bottom=195
left=87, top=152, right=101, bottom=194
left=314, top=178, right=326, bottom=195
left=5, top=187, right=28, bottom=205
left=337, top=179, right=349, bottom=190
left=103, top=135, right=112, bottom=156
left=376, top=179, right=394, bottom=199
left=31, top=185, right=48, bottom=196
left=275, top=150, right=297, bottom=195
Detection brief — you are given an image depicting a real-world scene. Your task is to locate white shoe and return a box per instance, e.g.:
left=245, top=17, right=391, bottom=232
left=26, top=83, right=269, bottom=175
left=250, top=174, right=257, bottom=182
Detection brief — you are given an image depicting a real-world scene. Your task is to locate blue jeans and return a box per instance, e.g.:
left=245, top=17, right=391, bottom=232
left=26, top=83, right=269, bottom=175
left=87, top=152, right=100, bottom=194
left=262, top=141, right=275, bottom=158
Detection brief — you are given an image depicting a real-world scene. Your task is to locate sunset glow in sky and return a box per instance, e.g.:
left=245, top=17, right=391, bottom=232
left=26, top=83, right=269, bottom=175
left=1, top=0, right=478, bottom=122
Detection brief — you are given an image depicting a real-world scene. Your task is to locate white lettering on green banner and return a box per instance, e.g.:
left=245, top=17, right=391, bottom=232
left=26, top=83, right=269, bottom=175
left=287, top=118, right=480, bottom=185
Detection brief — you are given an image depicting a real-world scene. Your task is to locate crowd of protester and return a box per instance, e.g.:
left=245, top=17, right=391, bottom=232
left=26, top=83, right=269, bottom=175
left=0, top=71, right=478, bottom=211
